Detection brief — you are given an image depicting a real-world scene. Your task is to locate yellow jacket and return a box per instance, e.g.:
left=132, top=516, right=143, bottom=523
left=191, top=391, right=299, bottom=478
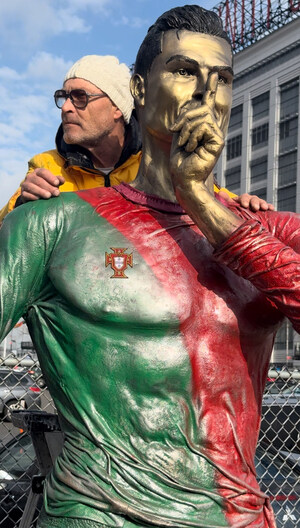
left=0, top=153, right=235, bottom=222
left=0, top=118, right=142, bottom=222
left=0, top=118, right=235, bottom=222
left=0, top=149, right=142, bottom=222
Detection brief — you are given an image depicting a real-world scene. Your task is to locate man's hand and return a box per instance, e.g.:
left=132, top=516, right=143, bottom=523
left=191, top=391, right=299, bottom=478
left=170, top=72, right=224, bottom=189
left=20, top=169, right=65, bottom=202
left=218, top=190, right=275, bottom=212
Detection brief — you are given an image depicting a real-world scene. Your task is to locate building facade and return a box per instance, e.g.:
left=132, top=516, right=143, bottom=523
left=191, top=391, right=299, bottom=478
left=214, top=5, right=300, bottom=364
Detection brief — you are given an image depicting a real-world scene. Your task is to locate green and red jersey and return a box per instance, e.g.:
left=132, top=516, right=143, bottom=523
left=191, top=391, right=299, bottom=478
left=0, top=184, right=300, bottom=527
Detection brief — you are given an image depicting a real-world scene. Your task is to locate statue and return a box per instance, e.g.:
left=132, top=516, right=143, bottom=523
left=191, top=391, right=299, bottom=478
left=0, top=5, right=299, bottom=528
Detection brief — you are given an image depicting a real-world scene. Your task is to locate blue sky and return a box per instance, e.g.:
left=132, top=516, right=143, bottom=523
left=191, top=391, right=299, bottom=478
left=0, top=0, right=217, bottom=210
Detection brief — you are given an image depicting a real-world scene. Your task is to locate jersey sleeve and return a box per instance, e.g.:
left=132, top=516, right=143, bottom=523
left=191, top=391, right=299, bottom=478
left=214, top=212, right=300, bottom=334
left=0, top=199, right=63, bottom=342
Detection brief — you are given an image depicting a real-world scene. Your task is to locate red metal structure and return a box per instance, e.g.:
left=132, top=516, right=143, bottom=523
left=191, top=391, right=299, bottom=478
left=214, top=0, right=300, bottom=51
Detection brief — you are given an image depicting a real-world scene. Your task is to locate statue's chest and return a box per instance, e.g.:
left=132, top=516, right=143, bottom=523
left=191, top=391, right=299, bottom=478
left=47, top=213, right=277, bottom=334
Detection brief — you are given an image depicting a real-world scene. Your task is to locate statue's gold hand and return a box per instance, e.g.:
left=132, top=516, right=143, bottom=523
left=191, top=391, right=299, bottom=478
left=170, top=72, right=224, bottom=188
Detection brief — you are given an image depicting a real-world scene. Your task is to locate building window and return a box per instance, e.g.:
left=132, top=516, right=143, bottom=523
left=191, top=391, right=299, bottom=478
left=277, top=79, right=298, bottom=213
left=294, top=343, right=300, bottom=360
left=225, top=166, right=241, bottom=192
left=277, top=184, right=296, bottom=212
left=252, top=92, right=269, bottom=121
left=278, top=151, right=297, bottom=186
left=279, top=116, right=298, bottom=153
left=251, top=187, right=267, bottom=201
left=250, top=156, right=267, bottom=185
left=227, top=135, right=242, bottom=160
left=252, top=123, right=269, bottom=150
left=228, top=104, right=243, bottom=131
left=280, top=78, right=299, bottom=120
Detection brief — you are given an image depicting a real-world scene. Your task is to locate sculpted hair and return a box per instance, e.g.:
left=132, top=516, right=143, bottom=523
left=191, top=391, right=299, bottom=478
left=134, top=4, right=232, bottom=78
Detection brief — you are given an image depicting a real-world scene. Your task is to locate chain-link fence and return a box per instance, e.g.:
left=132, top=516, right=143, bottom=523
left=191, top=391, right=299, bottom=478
left=0, top=356, right=55, bottom=528
left=257, top=366, right=300, bottom=526
left=0, top=358, right=299, bottom=527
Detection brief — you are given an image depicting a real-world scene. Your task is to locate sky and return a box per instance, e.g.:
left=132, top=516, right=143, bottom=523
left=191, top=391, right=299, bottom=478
left=0, top=0, right=218, bottom=211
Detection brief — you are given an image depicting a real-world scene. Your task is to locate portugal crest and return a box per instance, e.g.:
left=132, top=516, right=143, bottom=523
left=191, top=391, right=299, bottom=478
left=105, top=247, right=133, bottom=278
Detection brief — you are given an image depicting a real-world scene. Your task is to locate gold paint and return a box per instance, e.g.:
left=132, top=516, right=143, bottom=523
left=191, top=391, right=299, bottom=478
left=143, top=31, right=232, bottom=140
left=131, top=30, right=243, bottom=246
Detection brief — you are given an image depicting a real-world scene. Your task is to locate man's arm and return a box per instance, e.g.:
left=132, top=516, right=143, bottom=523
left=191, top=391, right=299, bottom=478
left=217, top=189, right=274, bottom=212
left=20, top=166, right=65, bottom=203
left=22, top=167, right=272, bottom=211
left=173, top=162, right=300, bottom=333
left=0, top=158, right=272, bottom=225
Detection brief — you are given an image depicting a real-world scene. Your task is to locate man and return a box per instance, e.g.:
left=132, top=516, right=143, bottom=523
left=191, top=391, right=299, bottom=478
left=0, top=54, right=142, bottom=221
left=0, top=54, right=272, bottom=222
left=0, top=5, right=298, bottom=528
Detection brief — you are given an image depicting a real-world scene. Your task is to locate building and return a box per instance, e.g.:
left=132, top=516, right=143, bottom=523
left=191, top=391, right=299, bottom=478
left=214, top=0, right=300, bottom=364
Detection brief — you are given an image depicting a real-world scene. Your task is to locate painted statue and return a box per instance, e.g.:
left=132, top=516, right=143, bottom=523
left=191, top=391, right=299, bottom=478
left=0, top=5, right=299, bottom=528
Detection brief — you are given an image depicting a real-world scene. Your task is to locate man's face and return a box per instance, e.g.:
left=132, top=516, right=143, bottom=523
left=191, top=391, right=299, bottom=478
left=61, top=78, right=122, bottom=148
left=142, top=30, right=233, bottom=141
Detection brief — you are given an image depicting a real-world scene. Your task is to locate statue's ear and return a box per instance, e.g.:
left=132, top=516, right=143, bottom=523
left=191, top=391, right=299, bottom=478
left=130, top=74, right=145, bottom=107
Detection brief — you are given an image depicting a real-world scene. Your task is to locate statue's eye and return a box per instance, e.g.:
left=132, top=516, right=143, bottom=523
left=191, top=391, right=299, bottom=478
left=177, top=68, right=192, bottom=76
left=218, top=74, right=228, bottom=84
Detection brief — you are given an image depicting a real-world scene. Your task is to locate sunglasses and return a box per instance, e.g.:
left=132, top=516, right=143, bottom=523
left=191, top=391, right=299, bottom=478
left=54, top=89, right=106, bottom=109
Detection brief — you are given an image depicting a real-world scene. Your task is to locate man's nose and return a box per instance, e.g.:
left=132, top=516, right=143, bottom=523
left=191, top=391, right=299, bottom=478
left=61, top=97, right=75, bottom=112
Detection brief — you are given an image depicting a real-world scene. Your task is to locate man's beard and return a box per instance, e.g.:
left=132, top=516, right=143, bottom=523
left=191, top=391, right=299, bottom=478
left=64, top=128, right=110, bottom=148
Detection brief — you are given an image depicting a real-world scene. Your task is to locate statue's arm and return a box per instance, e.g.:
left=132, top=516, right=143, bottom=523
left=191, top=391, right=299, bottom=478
left=170, top=72, right=300, bottom=332
left=0, top=202, right=59, bottom=341
left=215, top=213, right=300, bottom=333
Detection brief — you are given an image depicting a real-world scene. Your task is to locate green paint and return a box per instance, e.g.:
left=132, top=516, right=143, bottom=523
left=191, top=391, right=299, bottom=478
left=0, top=193, right=227, bottom=527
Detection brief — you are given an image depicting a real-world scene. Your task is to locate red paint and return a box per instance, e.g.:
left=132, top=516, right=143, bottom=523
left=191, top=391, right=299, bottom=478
left=267, top=0, right=271, bottom=28
left=290, top=0, right=300, bottom=12
left=252, top=0, right=256, bottom=37
left=216, top=0, right=299, bottom=51
left=76, top=186, right=288, bottom=526
left=29, top=386, right=41, bottom=393
left=270, top=494, right=297, bottom=501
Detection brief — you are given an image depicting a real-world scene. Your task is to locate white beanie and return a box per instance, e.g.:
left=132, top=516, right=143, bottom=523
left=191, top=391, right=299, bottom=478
left=64, top=55, right=133, bottom=124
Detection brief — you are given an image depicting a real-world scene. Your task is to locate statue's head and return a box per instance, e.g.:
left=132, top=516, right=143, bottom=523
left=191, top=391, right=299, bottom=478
left=134, top=5, right=232, bottom=80
left=131, top=5, right=233, bottom=141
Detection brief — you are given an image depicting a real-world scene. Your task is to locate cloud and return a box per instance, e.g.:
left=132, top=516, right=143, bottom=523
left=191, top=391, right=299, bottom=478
left=0, top=52, right=65, bottom=207
left=0, top=67, right=23, bottom=81
left=0, top=94, right=53, bottom=139
left=0, top=147, right=34, bottom=203
left=26, top=52, right=73, bottom=86
left=0, top=115, right=58, bottom=207
left=113, top=15, right=148, bottom=29
left=0, top=51, right=71, bottom=97
left=0, top=51, right=70, bottom=147
left=65, top=0, right=111, bottom=11
left=0, top=0, right=111, bottom=55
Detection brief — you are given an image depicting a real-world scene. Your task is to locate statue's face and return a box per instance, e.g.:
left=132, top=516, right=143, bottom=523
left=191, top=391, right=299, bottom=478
left=143, top=30, right=233, bottom=141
